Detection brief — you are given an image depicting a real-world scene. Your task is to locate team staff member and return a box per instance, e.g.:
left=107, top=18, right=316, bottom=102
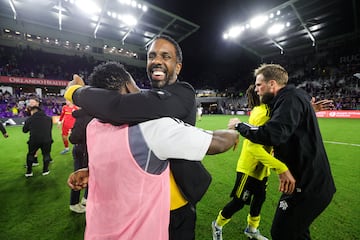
left=65, top=35, right=209, bottom=239
left=23, top=106, right=53, bottom=177
left=212, top=85, right=295, bottom=240
left=229, top=64, right=336, bottom=240
left=24, top=96, right=41, bottom=166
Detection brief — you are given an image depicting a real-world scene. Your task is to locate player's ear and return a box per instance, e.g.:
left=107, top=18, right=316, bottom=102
left=175, top=62, right=182, bottom=75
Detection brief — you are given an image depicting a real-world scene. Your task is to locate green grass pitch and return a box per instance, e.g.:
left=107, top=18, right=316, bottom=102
left=0, top=115, right=359, bottom=239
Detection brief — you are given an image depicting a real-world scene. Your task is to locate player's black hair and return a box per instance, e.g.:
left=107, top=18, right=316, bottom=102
left=246, top=84, right=260, bottom=109
left=28, top=95, right=40, bottom=103
left=88, top=61, right=131, bottom=90
left=153, top=35, right=183, bottom=63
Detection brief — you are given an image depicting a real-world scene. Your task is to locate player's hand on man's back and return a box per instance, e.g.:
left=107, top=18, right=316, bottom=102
left=311, top=97, right=334, bottom=112
left=67, top=74, right=86, bottom=89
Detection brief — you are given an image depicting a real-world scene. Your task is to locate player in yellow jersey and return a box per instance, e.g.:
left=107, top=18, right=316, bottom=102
left=212, top=84, right=295, bottom=240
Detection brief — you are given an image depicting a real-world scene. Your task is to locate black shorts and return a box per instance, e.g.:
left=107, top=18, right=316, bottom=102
left=230, top=172, right=268, bottom=204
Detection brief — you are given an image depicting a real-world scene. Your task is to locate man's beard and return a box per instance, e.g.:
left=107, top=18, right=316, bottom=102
left=261, top=92, right=275, bottom=104
left=150, top=79, right=168, bottom=88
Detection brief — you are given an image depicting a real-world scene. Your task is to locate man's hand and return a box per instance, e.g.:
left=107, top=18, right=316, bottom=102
left=125, top=72, right=141, bottom=93
left=57, top=121, right=62, bottom=129
left=228, top=118, right=241, bottom=130
left=67, top=168, right=89, bottom=190
left=278, top=170, right=296, bottom=194
left=311, top=97, right=334, bottom=112
left=67, top=74, right=86, bottom=89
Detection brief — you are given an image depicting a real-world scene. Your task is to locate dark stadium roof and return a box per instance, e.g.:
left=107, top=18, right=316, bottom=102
left=223, top=0, right=359, bottom=59
left=0, top=0, right=199, bottom=49
left=0, top=0, right=358, bottom=63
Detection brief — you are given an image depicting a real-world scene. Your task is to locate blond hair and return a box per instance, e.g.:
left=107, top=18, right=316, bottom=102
left=254, top=64, right=288, bottom=86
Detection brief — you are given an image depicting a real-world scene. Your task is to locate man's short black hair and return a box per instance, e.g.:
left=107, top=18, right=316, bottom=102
left=153, top=35, right=183, bottom=63
left=88, top=61, right=131, bottom=90
left=28, top=95, right=40, bottom=103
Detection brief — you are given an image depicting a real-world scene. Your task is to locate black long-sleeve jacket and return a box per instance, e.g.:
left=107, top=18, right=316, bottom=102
left=69, top=109, right=93, bottom=145
left=71, top=81, right=211, bottom=204
left=23, top=110, right=53, bottom=143
left=236, top=85, right=336, bottom=196
left=69, top=109, right=93, bottom=168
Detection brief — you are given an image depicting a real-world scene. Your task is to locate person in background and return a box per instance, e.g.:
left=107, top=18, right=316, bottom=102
left=0, top=120, right=9, bottom=138
left=212, top=85, right=295, bottom=240
left=197, top=104, right=203, bottom=121
left=229, top=63, right=336, bottom=240
left=58, top=100, right=78, bottom=154
left=24, top=96, right=41, bottom=166
left=68, top=106, right=91, bottom=213
left=23, top=105, right=53, bottom=177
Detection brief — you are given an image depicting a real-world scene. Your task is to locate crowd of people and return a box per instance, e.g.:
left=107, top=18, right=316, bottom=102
left=1, top=42, right=359, bottom=120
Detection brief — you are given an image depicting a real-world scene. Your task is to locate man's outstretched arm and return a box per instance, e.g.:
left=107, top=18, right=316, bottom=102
left=207, top=130, right=239, bottom=155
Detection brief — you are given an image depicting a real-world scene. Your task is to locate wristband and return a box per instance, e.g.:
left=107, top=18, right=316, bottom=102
left=64, top=85, right=82, bottom=103
left=234, top=123, right=240, bottom=131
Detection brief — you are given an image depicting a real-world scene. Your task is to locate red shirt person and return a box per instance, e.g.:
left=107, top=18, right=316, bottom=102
left=58, top=100, right=78, bottom=154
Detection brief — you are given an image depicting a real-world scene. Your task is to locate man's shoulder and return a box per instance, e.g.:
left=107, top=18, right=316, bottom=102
left=166, top=81, right=195, bottom=93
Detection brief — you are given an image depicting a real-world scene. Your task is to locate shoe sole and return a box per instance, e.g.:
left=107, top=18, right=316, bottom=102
left=42, top=171, right=50, bottom=176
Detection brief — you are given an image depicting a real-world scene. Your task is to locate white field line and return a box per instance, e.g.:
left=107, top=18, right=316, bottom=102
left=324, top=141, right=360, bottom=147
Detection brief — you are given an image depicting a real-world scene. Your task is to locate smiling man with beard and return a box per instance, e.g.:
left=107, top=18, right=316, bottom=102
left=65, top=35, right=213, bottom=240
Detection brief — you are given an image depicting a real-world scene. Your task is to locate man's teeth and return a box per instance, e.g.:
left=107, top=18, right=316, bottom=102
left=153, top=71, right=165, bottom=76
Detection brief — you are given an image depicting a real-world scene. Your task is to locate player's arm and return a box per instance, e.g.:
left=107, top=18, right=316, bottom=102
left=247, top=141, right=296, bottom=194
left=69, top=86, right=194, bottom=124
left=234, top=97, right=303, bottom=146
left=247, top=142, right=288, bottom=174
left=207, top=130, right=239, bottom=154
left=142, top=118, right=239, bottom=161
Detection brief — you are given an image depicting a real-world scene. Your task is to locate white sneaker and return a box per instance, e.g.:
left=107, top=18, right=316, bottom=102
left=81, top=197, right=87, bottom=206
left=244, top=228, right=268, bottom=240
left=70, top=203, right=86, bottom=213
left=60, top=148, right=70, bottom=154
left=212, top=221, right=223, bottom=240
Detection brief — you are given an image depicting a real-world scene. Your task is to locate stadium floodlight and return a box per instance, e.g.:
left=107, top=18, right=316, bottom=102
left=227, top=26, right=244, bottom=38
left=250, top=15, right=268, bottom=29
left=75, top=0, right=101, bottom=14
left=267, top=23, right=285, bottom=35
left=122, top=14, right=137, bottom=26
